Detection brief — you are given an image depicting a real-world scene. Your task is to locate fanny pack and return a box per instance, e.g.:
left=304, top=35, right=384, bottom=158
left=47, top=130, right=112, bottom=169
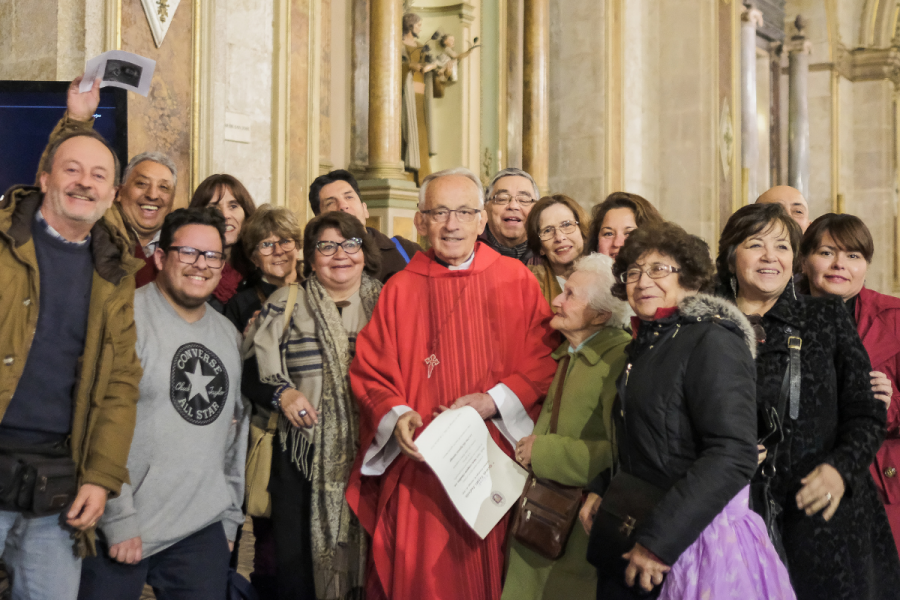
left=0, top=440, right=77, bottom=517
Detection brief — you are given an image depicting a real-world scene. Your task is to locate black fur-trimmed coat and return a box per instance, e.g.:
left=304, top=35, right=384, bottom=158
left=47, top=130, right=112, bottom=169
left=751, top=283, right=900, bottom=599
left=613, top=293, right=760, bottom=565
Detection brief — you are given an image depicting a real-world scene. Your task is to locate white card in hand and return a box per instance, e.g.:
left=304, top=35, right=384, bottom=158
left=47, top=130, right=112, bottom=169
left=80, top=51, right=157, bottom=97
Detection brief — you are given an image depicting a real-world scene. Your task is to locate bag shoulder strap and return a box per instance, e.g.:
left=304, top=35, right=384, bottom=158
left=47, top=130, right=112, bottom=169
left=763, top=334, right=802, bottom=476
left=392, top=236, right=412, bottom=264
left=549, top=355, right=571, bottom=434
left=282, top=283, right=299, bottom=342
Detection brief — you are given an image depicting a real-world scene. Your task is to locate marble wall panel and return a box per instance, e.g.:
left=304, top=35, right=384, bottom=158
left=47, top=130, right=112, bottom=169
left=0, top=0, right=59, bottom=80
left=622, top=0, right=661, bottom=204
left=848, top=80, right=894, bottom=293
left=548, top=0, right=604, bottom=211
left=215, top=0, right=275, bottom=206
left=806, top=70, right=832, bottom=217
left=122, top=0, right=193, bottom=208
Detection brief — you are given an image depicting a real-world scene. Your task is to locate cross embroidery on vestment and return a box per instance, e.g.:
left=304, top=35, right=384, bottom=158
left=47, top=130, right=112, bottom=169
left=425, top=354, right=440, bottom=378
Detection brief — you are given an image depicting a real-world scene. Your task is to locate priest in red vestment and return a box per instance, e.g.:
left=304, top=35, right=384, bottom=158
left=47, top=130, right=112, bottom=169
left=347, top=167, right=559, bottom=600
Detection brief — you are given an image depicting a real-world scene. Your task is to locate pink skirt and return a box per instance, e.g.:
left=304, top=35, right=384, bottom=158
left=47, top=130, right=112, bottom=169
left=659, top=486, right=795, bottom=600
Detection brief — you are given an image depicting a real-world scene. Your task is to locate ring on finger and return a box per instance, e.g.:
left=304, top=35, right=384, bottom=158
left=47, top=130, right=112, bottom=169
left=299, top=409, right=308, bottom=417
left=824, top=492, right=832, bottom=504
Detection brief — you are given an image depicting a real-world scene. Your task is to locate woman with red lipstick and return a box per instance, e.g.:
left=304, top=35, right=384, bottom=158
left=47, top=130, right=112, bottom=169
left=717, top=203, right=900, bottom=600
left=799, top=213, right=900, bottom=555
left=190, top=174, right=258, bottom=312
left=525, top=194, right=589, bottom=308
left=586, top=192, right=663, bottom=260
left=587, top=222, right=792, bottom=600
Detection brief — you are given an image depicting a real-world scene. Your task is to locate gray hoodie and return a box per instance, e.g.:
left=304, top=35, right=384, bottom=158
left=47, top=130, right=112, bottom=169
left=100, top=283, right=249, bottom=557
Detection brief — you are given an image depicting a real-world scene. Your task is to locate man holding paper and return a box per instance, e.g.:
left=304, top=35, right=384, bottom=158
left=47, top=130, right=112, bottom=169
left=347, top=167, right=558, bottom=600
left=37, top=75, right=178, bottom=288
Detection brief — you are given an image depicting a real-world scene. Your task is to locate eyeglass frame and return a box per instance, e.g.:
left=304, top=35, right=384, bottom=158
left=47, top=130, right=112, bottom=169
left=314, top=237, right=363, bottom=256
left=419, top=207, right=482, bottom=223
left=256, top=238, right=297, bottom=256
left=167, top=245, right=226, bottom=269
left=489, top=193, right=537, bottom=206
left=538, top=220, right=580, bottom=241
left=620, top=263, right=681, bottom=284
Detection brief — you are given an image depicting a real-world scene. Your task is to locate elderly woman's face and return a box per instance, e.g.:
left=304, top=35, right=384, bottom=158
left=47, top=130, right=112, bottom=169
left=251, top=234, right=299, bottom=283
left=625, top=250, right=690, bottom=320
left=311, top=227, right=365, bottom=293
left=801, top=231, right=867, bottom=302
left=732, top=221, right=793, bottom=302
left=539, top=203, right=583, bottom=270
left=550, top=270, right=609, bottom=336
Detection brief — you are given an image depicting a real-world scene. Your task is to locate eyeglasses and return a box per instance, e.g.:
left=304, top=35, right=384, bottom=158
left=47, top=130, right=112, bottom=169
left=539, top=220, right=579, bottom=241
left=620, top=263, right=681, bottom=284
left=420, top=208, right=481, bottom=223
left=490, top=193, right=536, bottom=206
left=167, top=246, right=225, bottom=269
left=315, top=238, right=363, bottom=256
left=257, top=238, right=297, bottom=256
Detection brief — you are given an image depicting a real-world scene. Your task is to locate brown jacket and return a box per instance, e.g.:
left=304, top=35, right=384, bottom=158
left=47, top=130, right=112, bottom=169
left=0, top=186, right=144, bottom=546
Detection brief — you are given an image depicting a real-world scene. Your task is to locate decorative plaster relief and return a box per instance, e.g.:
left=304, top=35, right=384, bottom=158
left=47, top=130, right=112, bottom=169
left=720, top=99, right=735, bottom=180
left=141, top=0, right=182, bottom=47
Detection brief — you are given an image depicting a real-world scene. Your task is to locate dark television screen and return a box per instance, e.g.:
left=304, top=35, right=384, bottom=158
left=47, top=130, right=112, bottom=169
left=0, top=81, right=128, bottom=195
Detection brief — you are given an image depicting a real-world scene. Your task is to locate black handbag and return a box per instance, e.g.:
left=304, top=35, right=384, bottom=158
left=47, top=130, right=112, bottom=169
left=0, top=441, right=77, bottom=517
left=586, top=470, right=666, bottom=576
left=750, top=334, right=801, bottom=567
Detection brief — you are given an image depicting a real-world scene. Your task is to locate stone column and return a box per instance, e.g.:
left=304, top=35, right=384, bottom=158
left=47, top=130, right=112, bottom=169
left=348, top=0, right=370, bottom=173
left=354, top=0, right=419, bottom=240
left=506, top=0, right=524, bottom=169
left=740, top=3, right=763, bottom=202
left=522, top=0, right=549, bottom=192
left=365, top=0, right=405, bottom=180
left=787, top=16, right=812, bottom=198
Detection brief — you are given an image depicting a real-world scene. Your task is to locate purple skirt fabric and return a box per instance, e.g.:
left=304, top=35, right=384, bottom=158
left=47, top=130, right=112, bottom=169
left=658, top=486, right=795, bottom=600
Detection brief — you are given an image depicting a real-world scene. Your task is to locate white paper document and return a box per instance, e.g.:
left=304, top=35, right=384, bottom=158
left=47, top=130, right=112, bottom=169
left=415, top=406, right=529, bottom=539
left=80, top=51, right=156, bottom=97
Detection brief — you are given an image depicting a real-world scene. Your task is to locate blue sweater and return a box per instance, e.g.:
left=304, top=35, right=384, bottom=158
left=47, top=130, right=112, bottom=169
left=0, top=214, right=93, bottom=443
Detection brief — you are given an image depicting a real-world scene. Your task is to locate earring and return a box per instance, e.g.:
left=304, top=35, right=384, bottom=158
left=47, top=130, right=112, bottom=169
left=730, top=275, right=738, bottom=298
left=790, top=275, right=797, bottom=300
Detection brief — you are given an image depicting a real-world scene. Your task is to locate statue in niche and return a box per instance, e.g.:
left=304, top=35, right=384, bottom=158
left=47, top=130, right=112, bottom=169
left=401, top=12, right=435, bottom=184
left=430, top=33, right=480, bottom=99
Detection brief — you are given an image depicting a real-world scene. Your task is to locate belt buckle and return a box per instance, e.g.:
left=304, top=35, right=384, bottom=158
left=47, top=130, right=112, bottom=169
left=787, top=336, right=802, bottom=350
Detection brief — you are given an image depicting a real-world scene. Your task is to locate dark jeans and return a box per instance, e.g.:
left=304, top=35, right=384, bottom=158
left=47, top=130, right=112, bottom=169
left=270, top=440, right=315, bottom=600
left=78, top=521, right=230, bottom=600
left=596, top=576, right=662, bottom=600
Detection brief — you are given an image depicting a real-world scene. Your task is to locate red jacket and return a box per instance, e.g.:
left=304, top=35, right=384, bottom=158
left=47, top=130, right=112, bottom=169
left=856, top=286, right=900, bottom=503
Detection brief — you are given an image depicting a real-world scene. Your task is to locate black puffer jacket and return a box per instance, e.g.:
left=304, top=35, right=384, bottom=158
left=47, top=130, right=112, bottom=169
left=615, top=293, right=759, bottom=565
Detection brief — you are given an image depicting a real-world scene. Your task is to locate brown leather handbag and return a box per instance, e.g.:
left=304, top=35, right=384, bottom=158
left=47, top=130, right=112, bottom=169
left=509, top=355, right=583, bottom=560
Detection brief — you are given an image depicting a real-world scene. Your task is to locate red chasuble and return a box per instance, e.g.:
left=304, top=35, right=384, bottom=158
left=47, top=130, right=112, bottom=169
left=347, top=242, right=559, bottom=600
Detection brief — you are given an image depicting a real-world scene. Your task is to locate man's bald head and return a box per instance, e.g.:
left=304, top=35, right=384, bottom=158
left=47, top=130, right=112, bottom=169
left=756, top=186, right=810, bottom=233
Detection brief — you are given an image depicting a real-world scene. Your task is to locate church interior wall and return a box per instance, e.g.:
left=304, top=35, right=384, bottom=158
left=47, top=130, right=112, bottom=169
left=849, top=79, right=894, bottom=292
left=212, top=0, right=275, bottom=206
left=3, top=0, right=900, bottom=294
left=547, top=0, right=606, bottom=213
left=622, top=0, right=661, bottom=208
left=655, top=0, right=719, bottom=244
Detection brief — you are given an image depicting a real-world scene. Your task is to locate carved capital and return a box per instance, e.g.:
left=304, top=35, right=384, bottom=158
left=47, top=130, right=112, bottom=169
left=785, top=36, right=812, bottom=55
left=741, top=4, right=763, bottom=28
